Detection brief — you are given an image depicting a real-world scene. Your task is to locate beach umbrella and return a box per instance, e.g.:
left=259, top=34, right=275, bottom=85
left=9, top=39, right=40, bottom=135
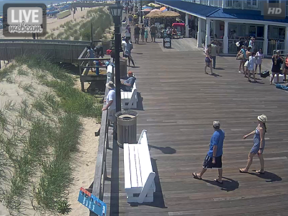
left=150, top=9, right=160, bottom=12
left=148, top=3, right=161, bottom=8
left=142, top=6, right=152, bottom=10
left=145, top=11, right=162, bottom=18
left=160, top=11, right=180, bottom=18
left=160, top=7, right=166, bottom=11
left=142, top=8, right=152, bottom=12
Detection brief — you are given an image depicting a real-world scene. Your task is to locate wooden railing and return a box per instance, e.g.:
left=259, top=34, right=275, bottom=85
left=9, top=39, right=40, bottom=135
left=0, top=39, right=112, bottom=63
left=89, top=77, right=112, bottom=216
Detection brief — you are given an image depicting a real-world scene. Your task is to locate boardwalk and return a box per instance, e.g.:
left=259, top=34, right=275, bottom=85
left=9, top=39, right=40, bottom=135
left=103, top=38, right=288, bottom=216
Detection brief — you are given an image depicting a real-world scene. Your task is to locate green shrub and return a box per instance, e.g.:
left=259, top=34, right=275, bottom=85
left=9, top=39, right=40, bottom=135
left=57, top=32, right=65, bottom=39
left=73, top=35, right=80, bottom=41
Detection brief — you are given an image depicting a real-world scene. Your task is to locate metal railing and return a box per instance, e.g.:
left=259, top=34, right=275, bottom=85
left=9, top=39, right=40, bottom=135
left=228, top=39, right=238, bottom=54
left=268, top=40, right=285, bottom=55
left=228, top=39, right=265, bottom=54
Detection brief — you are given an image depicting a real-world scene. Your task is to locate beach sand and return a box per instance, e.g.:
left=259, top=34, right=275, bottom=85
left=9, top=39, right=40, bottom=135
left=0, top=7, right=102, bottom=215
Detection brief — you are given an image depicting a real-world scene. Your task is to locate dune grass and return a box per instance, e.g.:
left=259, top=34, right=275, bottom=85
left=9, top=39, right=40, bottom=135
left=35, top=114, right=81, bottom=213
left=0, top=64, right=17, bottom=81
left=16, top=55, right=102, bottom=120
left=55, top=7, right=112, bottom=42
left=0, top=55, right=102, bottom=214
left=3, top=118, right=54, bottom=212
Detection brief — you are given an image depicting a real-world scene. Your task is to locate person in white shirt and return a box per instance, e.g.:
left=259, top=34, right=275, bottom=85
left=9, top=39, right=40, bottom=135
left=102, top=81, right=116, bottom=125
left=255, top=48, right=264, bottom=74
left=247, top=52, right=256, bottom=82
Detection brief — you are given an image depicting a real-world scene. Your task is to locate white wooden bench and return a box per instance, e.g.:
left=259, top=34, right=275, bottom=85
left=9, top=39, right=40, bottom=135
left=124, top=130, right=156, bottom=203
left=121, top=81, right=138, bottom=110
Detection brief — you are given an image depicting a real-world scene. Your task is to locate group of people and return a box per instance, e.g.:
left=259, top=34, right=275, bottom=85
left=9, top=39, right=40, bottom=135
left=193, top=114, right=267, bottom=184
left=236, top=46, right=264, bottom=82
left=237, top=47, right=288, bottom=84
left=86, top=45, right=104, bottom=75
left=125, top=23, right=158, bottom=44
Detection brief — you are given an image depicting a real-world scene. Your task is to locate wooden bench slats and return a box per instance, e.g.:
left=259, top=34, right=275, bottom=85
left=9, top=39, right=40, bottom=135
left=124, top=130, right=156, bottom=203
left=129, top=145, right=139, bottom=189
left=134, top=146, right=143, bottom=188
left=124, top=143, right=131, bottom=190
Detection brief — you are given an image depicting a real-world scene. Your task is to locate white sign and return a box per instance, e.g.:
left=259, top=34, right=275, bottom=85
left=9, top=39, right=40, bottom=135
left=5, top=5, right=45, bottom=34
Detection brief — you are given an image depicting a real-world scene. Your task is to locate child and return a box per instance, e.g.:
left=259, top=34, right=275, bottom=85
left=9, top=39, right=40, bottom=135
left=144, top=27, right=148, bottom=43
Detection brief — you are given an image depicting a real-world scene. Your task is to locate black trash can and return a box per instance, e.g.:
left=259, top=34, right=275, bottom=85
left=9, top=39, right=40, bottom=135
left=115, top=110, right=138, bottom=146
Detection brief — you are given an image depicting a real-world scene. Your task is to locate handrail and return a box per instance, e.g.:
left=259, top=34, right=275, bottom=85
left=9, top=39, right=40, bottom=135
left=89, top=76, right=112, bottom=216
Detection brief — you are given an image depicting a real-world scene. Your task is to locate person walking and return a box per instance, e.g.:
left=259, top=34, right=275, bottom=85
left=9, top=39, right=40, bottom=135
left=140, top=24, right=145, bottom=42
left=193, top=121, right=225, bottom=184
left=125, top=25, right=131, bottom=41
left=102, top=81, right=116, bottom=126
left=247, top=52, right=256, bottom=82
left=144, top=27, right=149, bottom=43
left=124, top=38, right=135, bottom=67
left=248, top=37, right=255, bottom=53
left=205, top=44, right=213, bottom=74
left=134, top=24, right=140, bottom=44
left=237, top=45, right=246, bottom=73
left=271, top=50, right=284, bottom=85
left=255, top=48, right=264, bottom=74
left=210, top=41, right=218, bottom=69
left=244, top=47, right=252, bottom=77
left=150, top=24, right=157, bottom=42
left=239, top=115, right=267, bottom=174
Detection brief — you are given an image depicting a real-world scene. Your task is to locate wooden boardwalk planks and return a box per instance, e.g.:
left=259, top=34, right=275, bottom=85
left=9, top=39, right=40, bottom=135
left=103, top=38, right=288, bottom=216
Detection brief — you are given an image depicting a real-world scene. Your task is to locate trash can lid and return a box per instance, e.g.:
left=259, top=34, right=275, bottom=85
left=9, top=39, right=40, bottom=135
left=118, top=114, right=135, bottom=120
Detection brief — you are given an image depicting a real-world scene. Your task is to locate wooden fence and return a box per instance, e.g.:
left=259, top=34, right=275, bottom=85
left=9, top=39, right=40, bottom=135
left=0, top=39, right=91, bottom=63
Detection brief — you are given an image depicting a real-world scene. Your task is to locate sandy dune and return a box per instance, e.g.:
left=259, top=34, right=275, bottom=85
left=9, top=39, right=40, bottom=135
left=0, top=7, right=103, bottom=216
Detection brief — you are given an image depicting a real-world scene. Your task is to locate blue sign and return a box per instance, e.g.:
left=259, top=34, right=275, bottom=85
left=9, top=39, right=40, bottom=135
left=78, top=187, right=107, bottom=216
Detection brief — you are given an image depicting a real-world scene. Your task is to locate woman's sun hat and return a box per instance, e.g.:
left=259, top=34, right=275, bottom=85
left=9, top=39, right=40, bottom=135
left=106, top=81, right=115, bottom=89
left=257, top=114, right=267, bottom=123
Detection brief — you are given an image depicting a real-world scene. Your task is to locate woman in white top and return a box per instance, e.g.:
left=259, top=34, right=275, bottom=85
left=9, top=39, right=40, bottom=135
left=255, top=48, right=264, bottom=74
left=247, top=52, right=256, bottom=82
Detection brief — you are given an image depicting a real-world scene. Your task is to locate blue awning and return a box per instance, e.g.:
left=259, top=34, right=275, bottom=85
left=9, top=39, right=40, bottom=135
left=209, top=8, right=288, bottom=23
left=156, top=0, right=288, bottom=23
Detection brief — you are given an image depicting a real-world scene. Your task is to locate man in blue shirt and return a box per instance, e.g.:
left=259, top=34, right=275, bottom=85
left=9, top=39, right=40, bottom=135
left=193, top=121, right=225, bottom=184
left=120, top=71, right=136, bottom=92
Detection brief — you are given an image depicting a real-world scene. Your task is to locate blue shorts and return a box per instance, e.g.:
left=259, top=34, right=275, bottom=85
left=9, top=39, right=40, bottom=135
left=203, top=155, right=222, bottom=169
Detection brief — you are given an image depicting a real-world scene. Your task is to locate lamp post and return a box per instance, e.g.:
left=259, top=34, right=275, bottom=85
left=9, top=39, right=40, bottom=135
left=109, top=2, right=123, bottom=113
left=140, top=0, right=143, bottom=24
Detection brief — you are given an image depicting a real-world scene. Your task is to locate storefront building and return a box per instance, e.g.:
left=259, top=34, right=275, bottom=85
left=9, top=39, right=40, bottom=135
left=156, top=0, right=288, bottom=55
